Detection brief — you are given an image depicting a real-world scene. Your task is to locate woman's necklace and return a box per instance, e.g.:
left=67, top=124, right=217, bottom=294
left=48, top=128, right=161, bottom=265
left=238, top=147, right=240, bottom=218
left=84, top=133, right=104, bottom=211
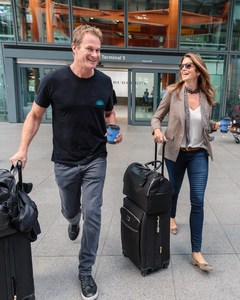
left=185, top=86, right=200, bottom=94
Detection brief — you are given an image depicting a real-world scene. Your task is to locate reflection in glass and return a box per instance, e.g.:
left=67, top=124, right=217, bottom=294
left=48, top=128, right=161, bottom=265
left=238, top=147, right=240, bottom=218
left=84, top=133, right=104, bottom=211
left=0, top=0, right=14, bottom=41
left=226, top=56, right=240, bottom=116
left=128, top=1, right=176, bottom=48
left=0, top=46, right=7, bottom=121
left=20, top=68, right=40, bottom=119
left=232, top=0, right=240, bottom=51
left=43, top=68, right=54, bottom=120
left=72, top=1, right=124, bottom=46
left=135, top=72, right=154, bottom=121
left=20, top=67, right=55, bottom=121
left=10, top=0, right=233, bottom=51
left=16, top=0, right=70, bottom=44
left=180, top=0, right=229, bottom=51
left=198, top=54, right=225, bottom=120
left=157, top=73, right=176, bottom=106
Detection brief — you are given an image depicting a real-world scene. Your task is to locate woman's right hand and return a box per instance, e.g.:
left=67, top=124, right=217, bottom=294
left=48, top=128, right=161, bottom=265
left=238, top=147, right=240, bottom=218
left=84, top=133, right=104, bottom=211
left=153, top=129, right=167, bottom=144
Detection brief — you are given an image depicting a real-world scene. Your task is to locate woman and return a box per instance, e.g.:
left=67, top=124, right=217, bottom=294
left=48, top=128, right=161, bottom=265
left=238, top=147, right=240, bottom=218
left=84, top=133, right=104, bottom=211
left=151, top=52, right=220, bottom=271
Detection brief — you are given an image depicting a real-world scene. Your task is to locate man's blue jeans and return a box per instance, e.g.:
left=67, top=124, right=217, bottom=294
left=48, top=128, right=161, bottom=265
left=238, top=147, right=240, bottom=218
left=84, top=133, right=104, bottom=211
left=165, top=149, right=209, bottom=252
left=54, top=157, right=107, bottom=275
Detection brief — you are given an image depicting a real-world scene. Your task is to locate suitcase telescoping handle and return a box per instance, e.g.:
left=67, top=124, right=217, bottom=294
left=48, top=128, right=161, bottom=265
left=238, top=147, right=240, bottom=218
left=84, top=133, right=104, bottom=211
left=154, top=141, right=166, bottom=175
left=145, top=142, right=166, bottom=175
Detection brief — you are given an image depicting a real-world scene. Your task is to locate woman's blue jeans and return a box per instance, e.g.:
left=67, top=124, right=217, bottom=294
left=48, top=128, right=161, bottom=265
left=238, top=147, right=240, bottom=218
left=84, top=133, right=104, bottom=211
left=165, top=149, right=209, bottom=252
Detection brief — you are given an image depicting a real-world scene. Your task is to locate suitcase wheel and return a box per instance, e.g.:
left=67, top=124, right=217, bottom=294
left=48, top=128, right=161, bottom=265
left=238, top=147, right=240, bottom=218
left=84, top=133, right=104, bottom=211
left=141, top=270, right=148, bottom=277
left=162, top=261, right=169, bottom=269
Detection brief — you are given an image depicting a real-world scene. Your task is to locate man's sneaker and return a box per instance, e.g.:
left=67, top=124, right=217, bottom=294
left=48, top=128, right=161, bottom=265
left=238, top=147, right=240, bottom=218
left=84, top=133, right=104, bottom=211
left=79, top=275, right=98, bottom=300
left=68, top=222, right=80, bottom=241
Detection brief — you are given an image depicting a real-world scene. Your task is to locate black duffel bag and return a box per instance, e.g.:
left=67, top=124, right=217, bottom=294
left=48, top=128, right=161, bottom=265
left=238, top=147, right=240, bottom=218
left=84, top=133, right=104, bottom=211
left=123, top=143, right=172, bottom=214
left=0, top=161, right=41, bottom=240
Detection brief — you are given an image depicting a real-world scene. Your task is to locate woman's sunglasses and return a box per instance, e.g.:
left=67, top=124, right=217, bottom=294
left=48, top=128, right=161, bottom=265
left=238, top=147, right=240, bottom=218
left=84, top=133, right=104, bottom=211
left=179, top=62, right=195, bottom=70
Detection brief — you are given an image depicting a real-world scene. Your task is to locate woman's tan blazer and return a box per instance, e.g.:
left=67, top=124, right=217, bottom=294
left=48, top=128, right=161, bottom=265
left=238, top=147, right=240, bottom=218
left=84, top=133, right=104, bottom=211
left=151, top=86, right=214, bottom=162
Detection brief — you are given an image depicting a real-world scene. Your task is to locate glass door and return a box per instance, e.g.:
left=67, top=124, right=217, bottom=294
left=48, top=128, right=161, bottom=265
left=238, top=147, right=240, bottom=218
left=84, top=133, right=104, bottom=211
left=18, top=65, right=61, bottom=122
left=129, top=69, right=177, bottom=125
left=19, top=67, right=40, bottom=121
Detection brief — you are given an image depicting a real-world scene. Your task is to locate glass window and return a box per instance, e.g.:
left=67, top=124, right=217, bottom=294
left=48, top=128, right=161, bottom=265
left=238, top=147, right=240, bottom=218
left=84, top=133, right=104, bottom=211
left=180, top=0, right=230, bottom=51
left=128, top=0, right=178, bottom=48
left=226, top=56, right=240, bottom=116
left=16, top=0, right=70, bottom=44
left=199, top=54, right=226, bottom=120
left=134, top=72, right=154, bottom=122
left=72, top=0, right=124, bottom=47
left=0, top=45, right=7, bottom=121
left=19, top=66, right=55, bottom=121
left=43, top=67, right=54, bottom=121
left=232, top=0, right=240, bottom=51
left=0, top=1, right=14, bottom=41
left=20, top=67, right=40, bottom=120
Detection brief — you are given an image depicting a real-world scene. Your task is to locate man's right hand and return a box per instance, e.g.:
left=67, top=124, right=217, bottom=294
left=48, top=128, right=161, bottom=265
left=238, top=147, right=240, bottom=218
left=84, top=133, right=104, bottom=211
left=10, top=152, right=27, bottom=168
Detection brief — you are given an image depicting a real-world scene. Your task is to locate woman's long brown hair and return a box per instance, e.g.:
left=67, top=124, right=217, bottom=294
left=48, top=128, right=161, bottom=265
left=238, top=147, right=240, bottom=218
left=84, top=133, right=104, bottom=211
left=170, top=52, right=215, bottom=106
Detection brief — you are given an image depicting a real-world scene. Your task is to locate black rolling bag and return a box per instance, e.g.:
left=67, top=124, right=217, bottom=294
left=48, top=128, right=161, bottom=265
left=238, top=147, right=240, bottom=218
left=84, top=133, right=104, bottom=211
left=0, top=161, right=37, bottom=300
left=121, top=197, right=170, bottom=276
left=121, top=142, right=172, bottom=276
left=0, top=232, right=35, bottom=300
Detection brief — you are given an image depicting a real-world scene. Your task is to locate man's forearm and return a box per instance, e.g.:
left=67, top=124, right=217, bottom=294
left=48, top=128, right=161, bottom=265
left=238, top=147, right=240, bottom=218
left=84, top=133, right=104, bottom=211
left=105, top=110, right=117, bottom=125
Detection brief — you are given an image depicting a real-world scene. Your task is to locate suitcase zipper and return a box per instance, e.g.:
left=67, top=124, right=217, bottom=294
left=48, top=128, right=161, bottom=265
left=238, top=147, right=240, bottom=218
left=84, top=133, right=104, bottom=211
left=121, top=220, right=138, bottom=233
left=156, top=216, right=163, bottom=255
left=146, top=178, right=156, bottom=197
left=156, top=216, right=160, bottom=233
left=121, top=207, right=140, bottom=233
left=9, top=237, right=17, bottom=300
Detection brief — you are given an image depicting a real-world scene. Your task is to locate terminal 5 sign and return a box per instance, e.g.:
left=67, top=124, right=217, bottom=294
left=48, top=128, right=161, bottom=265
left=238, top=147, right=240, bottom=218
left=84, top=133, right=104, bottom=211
left=101, top=53, right=179, bottom=65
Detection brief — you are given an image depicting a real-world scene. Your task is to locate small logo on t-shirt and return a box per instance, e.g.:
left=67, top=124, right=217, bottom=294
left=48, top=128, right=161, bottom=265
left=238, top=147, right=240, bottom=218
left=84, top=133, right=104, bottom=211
left=96, top=99, right=105, bottom=107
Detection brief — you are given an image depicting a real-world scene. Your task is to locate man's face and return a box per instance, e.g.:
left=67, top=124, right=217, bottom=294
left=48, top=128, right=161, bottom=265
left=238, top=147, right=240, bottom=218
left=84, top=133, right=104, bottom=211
left=72, top=32, right=101, bottom=70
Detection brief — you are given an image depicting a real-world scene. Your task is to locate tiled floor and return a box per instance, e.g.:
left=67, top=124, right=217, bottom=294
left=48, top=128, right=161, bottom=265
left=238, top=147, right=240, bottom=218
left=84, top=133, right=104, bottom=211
left=1, top=119, right=240, bottom=300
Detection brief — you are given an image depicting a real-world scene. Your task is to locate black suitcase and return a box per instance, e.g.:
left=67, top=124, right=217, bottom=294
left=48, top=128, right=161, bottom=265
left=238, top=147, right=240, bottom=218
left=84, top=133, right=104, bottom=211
left=0, top=162, right=35, bottom=300
left=121, top=143, right=171, bottom=276
left=120, top=197, right=170, bottom=276
left=0, top=232, right=35, bottom=300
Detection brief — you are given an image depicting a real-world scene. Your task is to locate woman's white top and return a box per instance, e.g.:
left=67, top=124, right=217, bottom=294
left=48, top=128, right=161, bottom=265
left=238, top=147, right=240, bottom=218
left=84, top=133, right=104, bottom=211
left=181, top=106, right=206, bottom=148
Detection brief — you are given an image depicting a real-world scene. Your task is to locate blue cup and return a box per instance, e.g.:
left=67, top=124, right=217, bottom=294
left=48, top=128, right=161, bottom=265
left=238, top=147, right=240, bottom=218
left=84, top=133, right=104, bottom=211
left=107, top=124, right=120, bottom=144
left=220, top=116, right=231, bottom=133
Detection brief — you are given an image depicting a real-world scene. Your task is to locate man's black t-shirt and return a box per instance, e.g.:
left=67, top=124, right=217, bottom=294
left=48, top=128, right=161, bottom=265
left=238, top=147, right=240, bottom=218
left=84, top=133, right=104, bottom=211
left=35, top=66, right=114, bottom=165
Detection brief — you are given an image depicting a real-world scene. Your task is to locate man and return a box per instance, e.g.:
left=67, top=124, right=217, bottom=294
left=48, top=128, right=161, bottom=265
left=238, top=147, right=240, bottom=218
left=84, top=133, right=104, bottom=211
left=143, top=88, right=149, bottom=105
left=10, top=24, right=122, bottom=300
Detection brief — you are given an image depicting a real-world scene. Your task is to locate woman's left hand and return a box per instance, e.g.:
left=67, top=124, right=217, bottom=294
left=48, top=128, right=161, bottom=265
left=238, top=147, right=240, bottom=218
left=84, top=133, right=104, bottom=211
left=114, top=131, right=123, bottom=144
left=215, top=121, right=220, bottom=130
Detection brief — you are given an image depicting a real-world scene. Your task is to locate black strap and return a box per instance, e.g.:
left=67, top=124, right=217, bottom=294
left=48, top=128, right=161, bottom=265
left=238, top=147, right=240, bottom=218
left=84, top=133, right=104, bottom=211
left=10, top=160, right=23, bottom=191
left=155, top=142, right=166, bottom=175
left=145, top=160, right=162, bottom=171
